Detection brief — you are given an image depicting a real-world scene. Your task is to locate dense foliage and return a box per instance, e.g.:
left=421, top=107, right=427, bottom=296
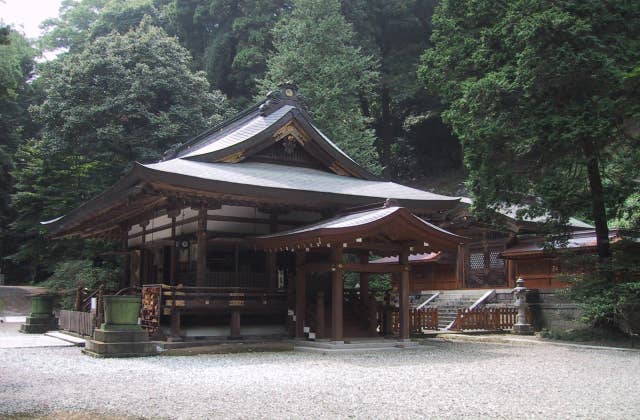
left=260, top=0, right=381, bottom=173
left=567, top=241, right=640, bottom=334
left=419, top=0, right=640, bottom=259
left=7, top=19, right=230, bottom=282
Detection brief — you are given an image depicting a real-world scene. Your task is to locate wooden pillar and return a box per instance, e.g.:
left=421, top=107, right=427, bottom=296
left=229, top=310, right=242, bottom=339
left=234, top=244, right=240, bottom=274
left=295, top=251, right=306, bottom=339
left=455, top=244, right=467, bottom=289
left=196, top=207, right=207, bottom=287
left=316, top=290, right=325, bottom=339
left=266, top=213, right=278, bottom=290
left=331, top=248, right=344, bottom=342
left=120, top=225, right=130, bottom=290
left=368, top=294, right=378, bottom=336
left=266, top=253, right=278, bottom=290
left=359, top=254, right=369, bottom=304
left=139, top=221, right=149, bottom=286
left=169, top=308, right=182, bottom=341
left=507, top=259, right=516, bottom=288
left=168, top=209, right=180, bottom=286
left=399, top=247, right=410, bottom=340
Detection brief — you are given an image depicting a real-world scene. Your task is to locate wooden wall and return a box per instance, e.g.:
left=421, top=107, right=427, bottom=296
left=512, top=258, right=569, bottom=289
left=409, top=263, right=457, bottom=291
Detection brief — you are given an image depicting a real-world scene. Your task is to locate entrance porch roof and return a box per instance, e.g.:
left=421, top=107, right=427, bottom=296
left=254, top=205, right=466, bottom=255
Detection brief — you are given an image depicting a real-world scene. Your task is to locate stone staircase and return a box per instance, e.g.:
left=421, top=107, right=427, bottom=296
left=422, top=290, right=492, bottom=330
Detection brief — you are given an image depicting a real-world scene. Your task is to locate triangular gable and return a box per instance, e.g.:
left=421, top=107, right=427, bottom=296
left=173, top=85, right=377, bottom=180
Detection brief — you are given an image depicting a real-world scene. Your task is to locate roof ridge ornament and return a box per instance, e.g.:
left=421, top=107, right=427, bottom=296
left=260, top=82, right=309, bottom=116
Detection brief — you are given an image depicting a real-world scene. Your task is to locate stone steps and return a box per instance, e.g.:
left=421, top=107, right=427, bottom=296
left=421, top=290, right=492, bottom=330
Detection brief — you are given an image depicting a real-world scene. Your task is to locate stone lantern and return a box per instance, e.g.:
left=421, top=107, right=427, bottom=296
left=513, top=278, right=533, bottom=335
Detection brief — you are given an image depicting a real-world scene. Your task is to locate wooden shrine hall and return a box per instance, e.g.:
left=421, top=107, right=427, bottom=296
left=43, top=84, right=468, bottom=342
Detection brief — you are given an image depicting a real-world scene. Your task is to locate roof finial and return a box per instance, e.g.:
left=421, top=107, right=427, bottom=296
left=260, top=82, right=308, bottom=116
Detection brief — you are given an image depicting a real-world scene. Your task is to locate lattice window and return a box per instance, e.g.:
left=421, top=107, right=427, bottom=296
left=489, top=250, right=504, bottom=268
left=470, top=252, right=485, bottom=270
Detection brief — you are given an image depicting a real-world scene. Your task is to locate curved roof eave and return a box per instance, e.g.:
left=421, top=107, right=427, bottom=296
left=41, top=163, right=148, bottom=234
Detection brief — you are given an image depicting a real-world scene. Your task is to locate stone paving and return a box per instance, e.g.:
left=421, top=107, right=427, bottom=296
left=0, top=321, right=74, bottom=349
left=1, top=335, right=639, bottom=419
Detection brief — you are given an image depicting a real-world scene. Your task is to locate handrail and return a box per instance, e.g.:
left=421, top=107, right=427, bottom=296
left=469, top=289, right=496, bottom=310
left=416, top=292, right=439, bottom=310
left=115, top=286, right=141, bottom=296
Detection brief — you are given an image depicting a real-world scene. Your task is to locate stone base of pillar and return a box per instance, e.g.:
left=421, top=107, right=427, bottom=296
left=513, top=323, right=534, bottom=335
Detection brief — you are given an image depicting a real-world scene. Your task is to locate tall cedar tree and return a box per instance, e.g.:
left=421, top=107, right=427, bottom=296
left=420, top=0, right=640, bottom=259
left=10, top=21, right=230, bottom=280
left=260, top=0, right=381, bottom=174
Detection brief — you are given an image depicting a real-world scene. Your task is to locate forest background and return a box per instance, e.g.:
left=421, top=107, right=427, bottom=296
left=0, top=0, right=638, bottom=329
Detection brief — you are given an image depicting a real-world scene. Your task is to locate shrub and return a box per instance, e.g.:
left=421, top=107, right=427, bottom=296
left=40, top=259, right=121, bottom=309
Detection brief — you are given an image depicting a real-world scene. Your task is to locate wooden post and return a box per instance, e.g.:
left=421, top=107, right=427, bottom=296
left=316, top=290, right=325, bottom=339
left=359, top=254, right=369, bottom=306
left=331, top=248, right=344, bottom=342
left=229, top=310, right=242, bottom=339
left=196, top=207, right=207, bottom=287
left=399, top=247, right=410, bottom=340
left=456, top=244, right=466, bottom=289
left=96, top=284, right=105, bottom=327
left=267, top=253, right=278, bottom=290
left=506, top=259, right=516, bottom=288
left=75, top=286, right=83, bottom=311
left=368, top=294, right=378, bottom=336
left=295, top=251, right=306, bottom=339
left=121, top=225, right=130, bottom=290
left=139, top=220, right=149, bottom=286
left=168, top=209, right=180, bottom=286
left=169, top=308, right=182, bottom=341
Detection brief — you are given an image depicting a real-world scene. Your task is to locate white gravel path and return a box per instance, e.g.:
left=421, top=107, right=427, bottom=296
left=0, top=340, right=639, bottom=419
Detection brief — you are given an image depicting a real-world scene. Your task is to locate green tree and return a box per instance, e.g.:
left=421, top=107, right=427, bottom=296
left=11, top=21, right=231, bottom=281
left=0, top=28, right=38, bottom=282
left=41, top=0, right=174, bottom=52
left=420, top=0, right=640, bottom=259
left=260, top=0, right=381, bottom=173
left=173, top=0, right=286, bottom=103
left=343, top=0, right=460, bottom=179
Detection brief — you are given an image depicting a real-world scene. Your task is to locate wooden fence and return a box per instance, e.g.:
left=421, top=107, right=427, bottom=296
left=59, top=310, right=95, bottom=337
left=453, top=307, right=531, bottom=331
left=391, top=308, right=439, bottom=334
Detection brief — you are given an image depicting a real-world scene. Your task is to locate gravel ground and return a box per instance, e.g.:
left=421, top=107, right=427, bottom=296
left=0, top=340, right=639, bottom=419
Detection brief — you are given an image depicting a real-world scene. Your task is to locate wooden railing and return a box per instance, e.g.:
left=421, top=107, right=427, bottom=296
left=59, top=310, right=95, bottom=336
left=177, top=271, right=267, bottom=288
left=390, top=308, right=439, bottom=334
left=453, top=307, right=532, bottom=331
